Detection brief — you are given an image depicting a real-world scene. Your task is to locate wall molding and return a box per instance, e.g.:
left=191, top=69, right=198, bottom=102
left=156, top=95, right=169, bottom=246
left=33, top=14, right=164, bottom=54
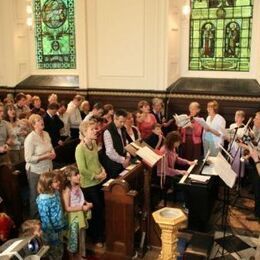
left=0, top=85, right=259, bottom=103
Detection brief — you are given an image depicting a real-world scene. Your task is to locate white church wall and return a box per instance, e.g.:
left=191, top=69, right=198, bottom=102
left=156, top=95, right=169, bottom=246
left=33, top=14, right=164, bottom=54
left=14, top=0, right=31, bottom=85
left=0, top=4, right=5, bottom=85
left=167, top=0, right=181, bottom=86
left=0, top=0, right=31, bottom=87
left=86, top=0, right=168, bottom=91
left=252, top=0, right=260, bottom=85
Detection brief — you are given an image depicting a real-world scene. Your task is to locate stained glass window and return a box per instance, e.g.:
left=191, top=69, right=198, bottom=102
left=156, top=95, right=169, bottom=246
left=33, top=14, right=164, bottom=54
left=189, top=0, right=253, bottom=71
left=34, top=0, right=76, bottom=69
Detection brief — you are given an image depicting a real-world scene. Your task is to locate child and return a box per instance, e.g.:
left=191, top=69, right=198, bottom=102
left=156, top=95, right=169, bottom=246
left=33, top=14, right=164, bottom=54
left=62, top=165, right=93, bottom=258
left=36, top=170, right=67, bottom=260
left=228, top=110, right=246, bottom=176
left=144, top=123, right=164, bottom=150
left=19, top=219, right=42, bottom=238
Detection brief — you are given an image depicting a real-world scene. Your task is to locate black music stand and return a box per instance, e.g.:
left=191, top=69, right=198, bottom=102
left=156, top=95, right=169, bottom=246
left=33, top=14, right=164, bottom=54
left=213, top=150, right=244, bottom=259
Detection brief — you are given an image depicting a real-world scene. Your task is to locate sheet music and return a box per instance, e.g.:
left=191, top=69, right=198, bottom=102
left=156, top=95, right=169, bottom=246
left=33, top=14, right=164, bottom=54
left=173, top=114, right=191, bottom=128
left=201, top=164, right=218, bottom=176
left=213, top=152, right=236, bottom=188
left=136, top=146, right=162, bottom=167
left=189, top=174, right=211, bottom=183
left=193, top=117, right=209, bottom=129
left=131, top=142, right=142, bottom=150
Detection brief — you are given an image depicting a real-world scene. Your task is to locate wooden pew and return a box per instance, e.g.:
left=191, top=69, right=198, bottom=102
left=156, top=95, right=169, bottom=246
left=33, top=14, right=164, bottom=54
left=0, top=165, right=23, bottom=226
left=103, top=162, right=151, bottom=259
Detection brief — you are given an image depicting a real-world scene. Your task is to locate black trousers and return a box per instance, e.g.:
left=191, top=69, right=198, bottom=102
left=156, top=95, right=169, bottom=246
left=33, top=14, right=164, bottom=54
left=81, top=184, right=105, bottom=243
left=245, top=160, right=260, bottom=217
left=70, top=128, right=79, bottom=139
left=253, top=170, right=260, bottom=217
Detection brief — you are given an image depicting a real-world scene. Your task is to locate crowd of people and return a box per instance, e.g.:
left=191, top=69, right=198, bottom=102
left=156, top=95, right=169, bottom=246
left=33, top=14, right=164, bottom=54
left=0, top=92, right=259, bottom=259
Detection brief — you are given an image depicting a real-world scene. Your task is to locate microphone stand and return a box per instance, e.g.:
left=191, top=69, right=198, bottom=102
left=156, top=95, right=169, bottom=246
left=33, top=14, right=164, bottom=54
left=228, top=124, right=253, bottom=210
left=165, top=83, right=177, bottom=121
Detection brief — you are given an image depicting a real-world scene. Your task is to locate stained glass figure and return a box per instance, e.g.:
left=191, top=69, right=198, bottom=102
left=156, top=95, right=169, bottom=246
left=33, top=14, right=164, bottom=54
left=201, top=23, right=215, bottom=58
left=225, top=22, right=240, bottom=57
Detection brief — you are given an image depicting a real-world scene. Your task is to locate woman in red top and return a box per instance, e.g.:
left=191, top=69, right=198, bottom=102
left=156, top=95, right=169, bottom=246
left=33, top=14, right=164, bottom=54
left=136, top=100, right=157, bottom=139
left=180, top=102, right=203, bottom=160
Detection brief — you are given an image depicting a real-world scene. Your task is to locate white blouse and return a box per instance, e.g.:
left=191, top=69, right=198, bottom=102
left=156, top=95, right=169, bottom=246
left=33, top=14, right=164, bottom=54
left=203, top=114, right=226, bottom=146
left=24, top=131, right=54, bottom=174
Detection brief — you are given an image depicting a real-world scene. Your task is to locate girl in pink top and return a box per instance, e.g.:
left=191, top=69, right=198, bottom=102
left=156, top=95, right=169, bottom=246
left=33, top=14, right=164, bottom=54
left=136, top=100, right=157, bottom=139
left=180, top=102, right=203, bottom=160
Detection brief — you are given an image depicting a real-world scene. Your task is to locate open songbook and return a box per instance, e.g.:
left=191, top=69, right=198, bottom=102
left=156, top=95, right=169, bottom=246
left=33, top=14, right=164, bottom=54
left=173, top=114, right=192, bottom=128
left=125, top=141, right=162, bottom=167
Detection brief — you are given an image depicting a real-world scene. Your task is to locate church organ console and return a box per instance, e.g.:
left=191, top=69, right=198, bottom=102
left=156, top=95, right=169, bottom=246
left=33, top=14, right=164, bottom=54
left=178, top=159, right=219, bottom=232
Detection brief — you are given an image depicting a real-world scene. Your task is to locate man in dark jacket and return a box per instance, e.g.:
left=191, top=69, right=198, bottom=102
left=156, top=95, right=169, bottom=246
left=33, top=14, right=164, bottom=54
left=43, top=103, right=64, bottom=147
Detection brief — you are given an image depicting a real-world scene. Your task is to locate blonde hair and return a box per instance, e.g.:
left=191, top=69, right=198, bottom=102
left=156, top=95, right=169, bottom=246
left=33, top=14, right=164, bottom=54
left=19, top=219, right=41, bottom=237
left=79, top=120, right=96, bottom=140
left=80, top=100, right=90, bottom=111
left=32, top=96, right=41, bottom=104
left=189, top=102, right=200, bottom=110
left=63, top=165, right=79, bottom=189
left=28, top=114, right=42, bottom=128
left=37, top=171, right=56, bottom=194
left=48, top=93, right=58, bottom=103
left=235, top=110, right=245, bottom=118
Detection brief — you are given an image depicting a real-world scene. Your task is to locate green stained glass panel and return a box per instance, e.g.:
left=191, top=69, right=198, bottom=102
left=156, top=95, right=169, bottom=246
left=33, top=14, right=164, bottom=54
left=189, top=0, right=253, bottom=71
left=34, top=0, right=76, bottom=69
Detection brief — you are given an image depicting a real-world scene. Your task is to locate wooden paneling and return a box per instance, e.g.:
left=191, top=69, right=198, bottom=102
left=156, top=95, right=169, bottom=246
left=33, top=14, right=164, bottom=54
left=0, top=75, right=259, bottom=126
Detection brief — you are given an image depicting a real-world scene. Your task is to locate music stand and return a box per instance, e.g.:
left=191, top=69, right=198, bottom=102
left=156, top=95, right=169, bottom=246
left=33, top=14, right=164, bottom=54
left=213, top=148, right=242, bottom=258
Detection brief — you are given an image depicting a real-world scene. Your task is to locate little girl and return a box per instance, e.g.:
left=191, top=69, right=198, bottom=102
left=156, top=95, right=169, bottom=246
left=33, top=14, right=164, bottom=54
left=36, top=170, right=67, bottom=260
left=19, top=219, right=42, bottom=238
left=228, top=110, right=246, bottom=176
left=62, top=165, right=93, bottom=258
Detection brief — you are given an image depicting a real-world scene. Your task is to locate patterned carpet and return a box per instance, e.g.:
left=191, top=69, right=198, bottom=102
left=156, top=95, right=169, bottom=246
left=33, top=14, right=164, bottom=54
left=212, top=188, right=260, bottom=237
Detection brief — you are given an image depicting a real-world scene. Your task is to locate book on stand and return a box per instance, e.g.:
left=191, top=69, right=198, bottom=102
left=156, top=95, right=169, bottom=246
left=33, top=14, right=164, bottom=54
left=125, top=140, right=162, bottom=168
